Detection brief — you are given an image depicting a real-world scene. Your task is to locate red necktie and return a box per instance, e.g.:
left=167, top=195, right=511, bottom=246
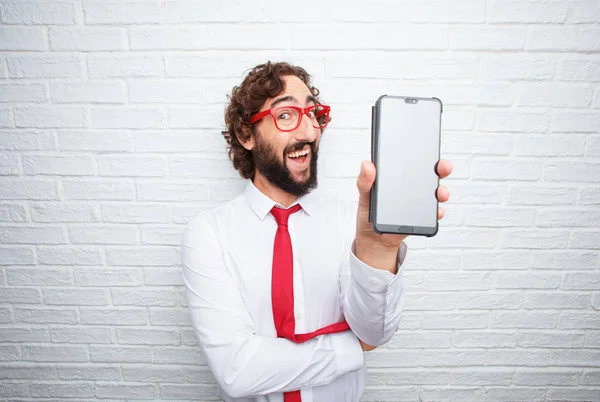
left=270, top=205, right=351, bottom=402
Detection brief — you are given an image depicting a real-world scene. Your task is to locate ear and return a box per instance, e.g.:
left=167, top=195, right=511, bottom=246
left=237, top=126, right=255, bottom=151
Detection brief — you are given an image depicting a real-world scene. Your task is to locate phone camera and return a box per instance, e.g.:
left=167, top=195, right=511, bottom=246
left=405, top=98, right=418, bottom=104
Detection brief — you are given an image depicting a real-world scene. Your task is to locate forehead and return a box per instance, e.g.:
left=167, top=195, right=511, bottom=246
left=265, top=75, right=313, bottom=107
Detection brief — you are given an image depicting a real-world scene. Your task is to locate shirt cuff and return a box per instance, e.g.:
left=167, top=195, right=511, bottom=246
left=349, top=241, right=407, bottom=294
left=331, top=330, right=364, bottom=376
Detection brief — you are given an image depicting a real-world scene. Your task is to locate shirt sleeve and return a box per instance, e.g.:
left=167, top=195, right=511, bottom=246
left=338, top=200, right=407, bottom=347
left=181, top=213, right=364, bottom=400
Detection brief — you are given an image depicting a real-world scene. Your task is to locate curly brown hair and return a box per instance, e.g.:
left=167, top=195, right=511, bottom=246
left=224, top=61, right=322, bottom=180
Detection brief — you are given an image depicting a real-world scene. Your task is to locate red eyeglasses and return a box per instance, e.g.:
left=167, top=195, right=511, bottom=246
left=248, top=104, right=331, bottom=132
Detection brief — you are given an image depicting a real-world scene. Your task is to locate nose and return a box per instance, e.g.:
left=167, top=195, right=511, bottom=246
left=293, top=113, right=318, bottom=143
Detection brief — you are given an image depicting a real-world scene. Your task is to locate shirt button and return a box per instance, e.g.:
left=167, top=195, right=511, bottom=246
left=295, top=312, right=302, bottom=319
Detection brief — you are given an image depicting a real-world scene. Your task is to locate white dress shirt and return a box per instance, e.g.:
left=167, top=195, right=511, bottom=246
left=181, top=181, right=407, bottom=402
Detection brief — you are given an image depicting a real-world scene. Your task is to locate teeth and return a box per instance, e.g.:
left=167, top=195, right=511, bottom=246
left=288, top=149, right=309, bottom=158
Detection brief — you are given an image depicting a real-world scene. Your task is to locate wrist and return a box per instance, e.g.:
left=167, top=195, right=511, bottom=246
left=354, top=237, right=400, bottom=274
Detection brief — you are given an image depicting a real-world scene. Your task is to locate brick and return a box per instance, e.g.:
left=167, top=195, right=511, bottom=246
left=551, top=350, right=600, bottom=366
left=141, top=225, right=184, bottom=246
left=166, top=53, right=281, bottom=78
left=582, top=370, right=600, bottom=385
left=503, top=230, right=569, bottom=249
left=122, top=364, right=185, bottom=383
left=31, top=202, right=96, bottom=223
left=421, top=350, right=485, bottom=367
left=568, top=0, right=600, bottom=22
left=160, top=384, right=218, bottom=400
left=454, top=331, right=518, bottom=348
left=0, top=83, right=48, bottom=103
left=400, top=250, right=460, bottom=271
left=90, top=345, right=151, bottom=363
left=529, top=26, right=600, bottom=52
left=23, top=155, right=95, bottom=176
left=150, top=308, right=191, bottom=326
left=518, top=84, right=592, bottom=108
left=88, top=54, right=164, bottom=78
left=427, top=228, right=498, bottom=249
left=165, top=0, right=242, bottom=22
left=101, top=203, right=169, bottom=223
left=537, top=208, right=600, bottom=227
left=425, top=272, right=491, bottom=291
left=129, top=79, right=230, bottom=104
left=23, top=345, right=88, bottom=362
left=7, top=54, right=83, bottom=78
left=43, top=288, right=108, bottom=306
left=516, top=135, right=586, bottom=157
left=106, top=246, right=176, bottom=266
left=386, top=331, right=452, bottom=348
left=477, top=110, right=550, bottom=132
left=547, top=388, right=600, bottom=401
left=117, top=328, right=180, bottom=345
left=570, top=231, right=600, bottom=249
left=153, top=346, right=206, bottom=365
left=326, top=54, right=479, bottom=80
left=490, top=0, right=568, bottom=22
left=422, top=313, right=488, bottom=330
left=0, top=204, right=26, bottom=222
left=57, top=364, right=120, bottom=380
left=487, top=350, right=551, bottom=366
left=69, top=224, right=139, bottom=245
left=51, top=81, right=126, bottom=104
left=0, top=382, right=30, bottom=397
left=531, top=251, right=598, bottom=270
left=94, top=384, right=155, bottom=399
left=493, top=272, right=561, bottom=290
left=441, top=108, right=476, bottom=131
left=447, top=181, right=505, bottom=204
left=0, top=129, right=55, bottom=151
left=59, top=130, right=133, bottom=152
left=135, top=129, right=225, bottom=151
left=552, top=112, right=600, bottom=133
left=84, top=0, right=162, bottom=24
left=563, top=272, right=600, bottom=290
left=441, top=85, right=514, bottom=108
left=112, top=288, right=179, bottom=306
left=15, top=307, right=77, bottom=324
left=362, top=386, right=420, bottom=401
left=514, top=369, right=581, bottom=386
left=51, top=327, right=112, bottom=344
left=181, top=329, right=198, bottom=346
left=492, top=312, right=557, bottom=329
left=462, top=250, right=529, bottom=271
left=525, top=292, right=590, bottom=309
left=465, top=207, right=535, bottom=227
left=587, top=136, right=600, bottom=156
left=7, top=267, right=72, bottom=286
left=0, top=287, right=41, bottom=304
left=559, top=59, right=600, bottom=81
left=508, top=185, right=577, bottom=206
left=129, top=26, right=289, bottom=50
left=0, top=307, right=12, bottom=323
left=559, top=312, right=600, bottom=329
left=80, top=307, right=147, bottom=325
left=450, top=368, right=513, bottom=385
left=0, top=106, right=13, bottom=127
left=0, top=364, right=57, bottom=380
left=136, top=181, right=209, bottom=202
left=63, top=178, right=135, bottom=200
left=482, top=55, right=556, bottom=81
left=92, top=107, right=166, bottom=129
left=169, top=156, right=239, bottom=179
left=0, top=247, right=35, bottom=265
left=457, top=292, right=522, bottom=310
left=15, top=106, right=86, bottom=128
left=450, top=26, right=525, bottom=50
left=485, top=387, right=546, bottom=401
left=404, top=293, right=457, bottom=311
left=340, top=0, right=486, bottom=22
left=97, top=155, right=167, bottom=177
left=0, top=344, right=19, bottom=361
left=75, top=267, right=143, bottom=287
left=0, top=327, right=49, bottom=342
left=586, top=332, right=600, bottom=347
left=31, top=383, right=93, bottom=398
left=37, top=246, right=103, bottom=265
left=0, top=0, right=77, bottom=24
left=366, top=368, right=449, bottom=386
left=49, top=27, right=126, bottom=51
left=0, top=27, right=47, bottom=51
left=0, top=153, right=20, bottom=175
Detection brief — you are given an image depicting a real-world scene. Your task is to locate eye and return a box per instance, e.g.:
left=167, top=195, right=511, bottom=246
left=277, top=112, right=291, bottom=120
left=307, top=109, right=316, bottom=118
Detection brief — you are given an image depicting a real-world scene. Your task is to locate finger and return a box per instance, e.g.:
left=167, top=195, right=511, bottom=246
left=356, top=160, right=376, bottom=210
left=435, top=159, right=453, bottom=178
left=436, top=185, right=450, bottom=203
left=438, top=207, right=445, bottom=220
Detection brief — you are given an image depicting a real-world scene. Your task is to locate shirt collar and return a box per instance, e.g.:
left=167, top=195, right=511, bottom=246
left=244, top=180, right=316, bottom=220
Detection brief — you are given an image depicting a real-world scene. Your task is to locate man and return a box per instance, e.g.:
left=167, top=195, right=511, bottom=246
left=181, top=61, right=452, bottom=402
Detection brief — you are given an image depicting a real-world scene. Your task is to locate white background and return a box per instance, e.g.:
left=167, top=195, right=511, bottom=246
left=0, top=0, right=599, bottom=400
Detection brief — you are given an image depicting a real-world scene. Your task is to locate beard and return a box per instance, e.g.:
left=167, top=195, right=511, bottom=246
left=252, top=134, right=319, bottom=197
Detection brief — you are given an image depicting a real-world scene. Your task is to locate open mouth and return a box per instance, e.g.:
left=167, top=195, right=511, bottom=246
left=286, top=145, right=311, bottom=170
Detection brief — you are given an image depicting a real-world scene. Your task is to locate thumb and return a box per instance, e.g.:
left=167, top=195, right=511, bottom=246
left=357, top=160, right=376, bottom=200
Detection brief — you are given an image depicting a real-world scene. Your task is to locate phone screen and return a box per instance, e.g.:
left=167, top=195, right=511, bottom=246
left=373, top=96, right=441, bottom=234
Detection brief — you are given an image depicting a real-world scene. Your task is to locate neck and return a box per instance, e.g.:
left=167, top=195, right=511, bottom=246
left=252, top=171, right=298, bottom=208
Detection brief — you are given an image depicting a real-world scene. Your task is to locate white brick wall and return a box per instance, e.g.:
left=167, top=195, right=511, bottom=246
left=0, top=0, right=599, bottom=400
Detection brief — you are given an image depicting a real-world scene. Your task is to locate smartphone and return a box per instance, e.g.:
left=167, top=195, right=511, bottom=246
left=369, top=95, right=442, bottom=236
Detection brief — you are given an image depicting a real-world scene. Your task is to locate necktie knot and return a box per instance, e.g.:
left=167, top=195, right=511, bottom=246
left=271, top=204, right=302, bottom=227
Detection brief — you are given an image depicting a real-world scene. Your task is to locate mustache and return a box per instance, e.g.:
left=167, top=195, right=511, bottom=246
left=285, top=141, right=316, bottom=154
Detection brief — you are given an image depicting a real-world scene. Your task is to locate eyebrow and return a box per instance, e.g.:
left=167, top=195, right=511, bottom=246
left=270, top=95, right=318, bottom=109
